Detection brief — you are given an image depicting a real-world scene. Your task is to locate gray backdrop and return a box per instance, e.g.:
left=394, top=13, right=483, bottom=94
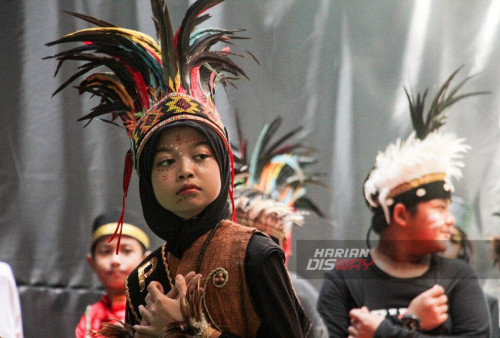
left=1, top=1, right=500, bottom=337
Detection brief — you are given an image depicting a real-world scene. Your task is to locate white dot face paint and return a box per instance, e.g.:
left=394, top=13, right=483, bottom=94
left=406, top=199, right=453, bottom=253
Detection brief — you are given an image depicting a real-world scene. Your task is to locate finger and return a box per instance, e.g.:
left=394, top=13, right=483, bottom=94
left=139, top=316, right=149, bottom=326
left=437, top=303, right=448, bottom=314
left=137, top=305, right=151, bottom=324
left=188, top=274, right=202, bottom=294
left=360, top=306, right=370, bottom=313
left=438, top=312, right=448, bottom=323
left=348, top=325, right=358, bottom=337
left=183, top=271, right=196, bottom=284
left=349, top=308, right=362, bottom=321
left=175, top=274, right=188, bottom=298
left=147, top=281, right=165, bottom=299
left=144, top=292, right=152, bottom=307
left=429, top=284, right=445, bottom=296
left=439, top=294, right=448, bottom=304
left=166, top=286, right=178, bottom=299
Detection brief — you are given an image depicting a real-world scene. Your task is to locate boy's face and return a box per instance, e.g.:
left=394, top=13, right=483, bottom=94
left=405, top=198, right=454, bottom=253
left=151, top=126, right=221, bottom=219
left=87, top=235, right=146, bottom=294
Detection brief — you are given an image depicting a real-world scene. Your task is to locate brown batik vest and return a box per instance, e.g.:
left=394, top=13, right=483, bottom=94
left=126, top=220, right=261, bottom=337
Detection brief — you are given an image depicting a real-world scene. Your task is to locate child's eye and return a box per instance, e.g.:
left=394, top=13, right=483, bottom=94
left=98, top=249, right=112, bottom=256
left=194, top=154, right=211, bottom=160
left=157, top=158, right=175, bottom=166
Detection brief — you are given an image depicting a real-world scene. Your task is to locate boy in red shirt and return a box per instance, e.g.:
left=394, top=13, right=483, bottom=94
left=75, top=210, right=149, bottom=338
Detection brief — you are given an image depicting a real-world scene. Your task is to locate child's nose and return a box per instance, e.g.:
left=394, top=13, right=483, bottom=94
left=445, top=212, right=455, bottom=227
left=177, top=158, right=195, bottom=180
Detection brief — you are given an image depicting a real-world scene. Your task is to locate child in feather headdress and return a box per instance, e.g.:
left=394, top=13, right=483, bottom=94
left=46, top=0, right=309, bottom=337
left=318, top=68, right=491, bottom=337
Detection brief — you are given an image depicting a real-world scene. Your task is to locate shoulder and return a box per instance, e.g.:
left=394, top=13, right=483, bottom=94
left=220, top=219, right=256, bottom=237
left=247, top=232, right=284, bottom=261
left=431, top=254, right=476, bottom=279
left=243, top=232, right=285, bottom=278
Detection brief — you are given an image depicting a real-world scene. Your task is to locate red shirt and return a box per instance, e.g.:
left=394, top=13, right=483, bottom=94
left=75, top=295, right=126, bottom=337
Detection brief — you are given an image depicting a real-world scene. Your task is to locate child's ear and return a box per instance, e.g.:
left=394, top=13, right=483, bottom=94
left=86, top=253, right=96, bottom=271
left=392, top=203, right=409, bottom=227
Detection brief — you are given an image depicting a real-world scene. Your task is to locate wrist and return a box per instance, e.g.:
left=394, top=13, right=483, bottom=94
left=398, top=312, right=420, bottom=331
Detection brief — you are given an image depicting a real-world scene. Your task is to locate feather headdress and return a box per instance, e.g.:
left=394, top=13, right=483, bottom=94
left=231, top=114, right=326, bottom=248
left=364, top=67, right=489, bottom=226
left=46, top=0, right=250, bottom=247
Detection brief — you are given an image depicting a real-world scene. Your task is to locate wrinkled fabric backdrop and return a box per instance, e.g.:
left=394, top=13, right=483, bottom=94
left=1, top=0, right=500, bottom=336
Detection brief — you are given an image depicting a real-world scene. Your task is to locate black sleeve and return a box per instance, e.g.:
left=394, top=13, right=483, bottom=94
left=289, top=272, right=328, bottom=338
left=485, top=294, right=499, bottom=338
left=375, top=264, right=491, bottom=338
left=317, top=269, right=353, bottom=337
left=443, top=268, right=491, bottom=337
left=245, top=233, right=310, bottom=337
left=318, top=258, right=491, bottom=338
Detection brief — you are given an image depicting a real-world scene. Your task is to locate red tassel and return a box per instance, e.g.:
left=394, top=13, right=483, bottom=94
left=228, top=148, right=236, bottom=222
left=108, top=150, right=134, bottom=254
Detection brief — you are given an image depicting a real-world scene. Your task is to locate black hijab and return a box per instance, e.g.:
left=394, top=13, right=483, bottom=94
left=138, top=120, right=231, bottom=258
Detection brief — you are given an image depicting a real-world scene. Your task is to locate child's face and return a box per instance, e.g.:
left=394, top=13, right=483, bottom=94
left=151, top=126, right=221, bottom=219
left=87, top=236, right=146, bottom=294
left=405, top=198, right=454, bottom=253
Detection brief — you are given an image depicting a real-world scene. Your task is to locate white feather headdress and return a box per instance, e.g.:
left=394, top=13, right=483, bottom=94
left=364, top=67, right=488, bottom=225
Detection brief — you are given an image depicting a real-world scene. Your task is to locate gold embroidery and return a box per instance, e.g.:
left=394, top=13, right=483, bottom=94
left=125, top=278, right=141, bottom=323
left=388, top=173, right=446, bottom=198
left=137, top=257, right=157, bottom=292
left=161, top=243, right=174, bottom=288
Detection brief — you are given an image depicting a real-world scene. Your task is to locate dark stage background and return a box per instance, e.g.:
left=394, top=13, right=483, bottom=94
left=1, top=1, right=500, bottom=336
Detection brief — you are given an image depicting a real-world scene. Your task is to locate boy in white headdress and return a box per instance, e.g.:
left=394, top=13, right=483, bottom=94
left=318, top=69, right=491, bottom=337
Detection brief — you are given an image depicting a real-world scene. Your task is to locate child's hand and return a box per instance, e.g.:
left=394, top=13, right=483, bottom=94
left=166, top=271, right=197, bottom=299
left=348, top=306, right=384, bottom=338
left=407, top=284, right=448, bottom=331
left=134, top=272, right=202, bottom=336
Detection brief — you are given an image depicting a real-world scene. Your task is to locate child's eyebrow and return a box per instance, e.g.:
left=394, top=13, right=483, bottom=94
left=190, top=141, right=210, bottom=148
left=156, top=141, right=210, bottom=153
left=155, top=146, right=174, bottom=153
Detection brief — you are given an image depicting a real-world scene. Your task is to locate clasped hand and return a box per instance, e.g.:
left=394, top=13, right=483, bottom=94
left=348, top=284, right=448, bottom=338
left=134, top=271, right=202, bottom=337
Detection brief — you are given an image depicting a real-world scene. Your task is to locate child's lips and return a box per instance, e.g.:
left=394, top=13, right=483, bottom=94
left=109, top=270, right=126, bottom=277
left=177, top=184, right=201, bottom=195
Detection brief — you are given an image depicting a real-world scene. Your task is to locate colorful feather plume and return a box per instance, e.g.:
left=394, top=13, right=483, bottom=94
left=232, top=113, right=326, bottom=218
left=45, top=0, right=252, bottom=252
left=45, top=0, right=248, bottom=138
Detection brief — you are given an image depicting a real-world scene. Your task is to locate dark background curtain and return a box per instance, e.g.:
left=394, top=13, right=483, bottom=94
left=1, top=1, right=499, bottom=337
